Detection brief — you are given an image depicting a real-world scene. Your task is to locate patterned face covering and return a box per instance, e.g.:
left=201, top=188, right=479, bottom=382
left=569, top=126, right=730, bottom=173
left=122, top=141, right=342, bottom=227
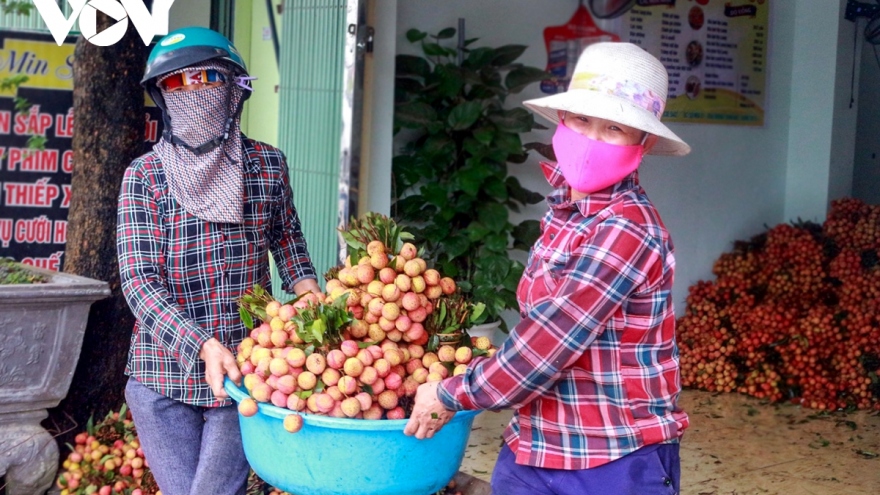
left=154, top=62, right=246, bottom=224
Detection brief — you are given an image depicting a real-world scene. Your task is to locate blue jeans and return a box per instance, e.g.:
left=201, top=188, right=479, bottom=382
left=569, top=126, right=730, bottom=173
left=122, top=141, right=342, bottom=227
left=491, top=442, right=680, bottom=495
left=125, top=377, right=249, bottom=495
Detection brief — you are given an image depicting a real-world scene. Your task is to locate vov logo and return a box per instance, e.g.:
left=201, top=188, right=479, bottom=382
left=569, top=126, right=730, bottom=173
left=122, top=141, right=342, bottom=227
left=33, top=0, right=175, bottom=47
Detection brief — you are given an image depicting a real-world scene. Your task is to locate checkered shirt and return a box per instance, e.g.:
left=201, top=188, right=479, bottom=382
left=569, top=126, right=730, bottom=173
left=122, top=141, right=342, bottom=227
left=438, top=161, right=689, bottom=469
left=117, top=138, right=317, bottom=406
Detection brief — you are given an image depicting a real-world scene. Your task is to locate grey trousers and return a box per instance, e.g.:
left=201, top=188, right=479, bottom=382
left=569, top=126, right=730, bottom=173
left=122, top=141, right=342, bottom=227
left=124, top=377, right=249, bottom=495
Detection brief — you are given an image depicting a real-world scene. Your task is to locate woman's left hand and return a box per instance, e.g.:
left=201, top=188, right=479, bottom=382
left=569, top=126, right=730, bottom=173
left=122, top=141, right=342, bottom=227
left=293, top=278, right=324, bottom=298
left=404, top=381, right=455, bottom=439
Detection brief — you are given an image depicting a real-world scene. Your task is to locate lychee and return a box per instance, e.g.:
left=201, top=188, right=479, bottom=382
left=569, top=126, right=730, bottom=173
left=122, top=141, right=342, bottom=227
left=278, top=304, right=296, bottom=322
left=305, top=353, right=327, bottom=375
left=284, top=347, right=306, bottom=368
left=377, top=390, right=399, bottom=410
left=276, top=374, right=297, bottom=395
left=238, top=398, right=258, bottom=417
left=338, top=375, right=358, bottom=395
left=381, top=284, right=401, bottom=302
left=341, top=397, right=361, bottom=418
left=283, top=413, right=304, bottom=433
left=322, top=368, right=341, bottom=387
left=297, top=371, right=317, bottom=390
left=437, top=345, right=456, bottom=363
left=343, top=357, right=365, bottom=377
left=403, top=259, right=422, bottom=277
left=423, top=269, right=440, bottom=286
left=454, top=346, right=473, bottom=364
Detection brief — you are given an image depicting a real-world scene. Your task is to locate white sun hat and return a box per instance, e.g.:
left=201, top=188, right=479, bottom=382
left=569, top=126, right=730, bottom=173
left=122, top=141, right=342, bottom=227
left=523, top=42, right=691, bottom=156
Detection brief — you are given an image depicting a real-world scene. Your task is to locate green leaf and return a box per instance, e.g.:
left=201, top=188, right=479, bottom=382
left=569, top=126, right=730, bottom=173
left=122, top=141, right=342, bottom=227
left=394, top=77, right=425, bottom=101
left=464, top=221, right=492, bottom=242
left=464, top=47, right=495, bottom=69
left=443, top=234, right=472, bottom=259
left=524, top=141, right=556, bottom=161
left=240, top=307, right=254, bottom=329
left=395, top=55, right=430, bottom=79
left=488, top=108, right=534, bottom=133
left=448, top=101, right=483, bottom=130
left=472, top=126, right=495, bottom=145
left=492, top=131, right=523, bottom=156
left=395, top=101, right=438, bottom=129
left=483, top=176, right=509, bottom=201
left=436, top=27, right=456, bottom=39
left=491, top=45, right=528, bottom=66
left=427, top=333, right=440, bottom=352
left=406, top=29, right=427, bottom=43
left=422, top=182, right=449, bottom=209
left=512, top=219, right=541, bottom=250
left=435, top=64, right=464, bottom=98
left=462, top=138, right=488, bottom=158
left=505, top=66, right=550, bottom=93
left=484, top=233, right=510, bottom=252
left=422, top=42, right=447, bottom=57
left=457, top=165, right=493, bottom=197
left=477, top=202, right=509, bottom=232
left=507, top=176, right=545, bottom=205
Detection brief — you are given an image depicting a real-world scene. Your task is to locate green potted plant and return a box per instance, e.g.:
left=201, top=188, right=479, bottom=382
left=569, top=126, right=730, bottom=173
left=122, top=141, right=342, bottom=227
left=391, top=27, right=549, bottom=335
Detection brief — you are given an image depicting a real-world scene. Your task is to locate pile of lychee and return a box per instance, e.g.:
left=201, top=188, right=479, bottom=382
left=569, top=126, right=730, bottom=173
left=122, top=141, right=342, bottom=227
left=55, top=408, right=158, bottom=495
left=235, top=239, right=497, bottom=432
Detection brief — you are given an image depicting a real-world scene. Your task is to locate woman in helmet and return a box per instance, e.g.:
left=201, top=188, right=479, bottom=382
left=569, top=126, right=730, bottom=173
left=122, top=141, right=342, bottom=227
left=116, top=27, right=322, bottom=495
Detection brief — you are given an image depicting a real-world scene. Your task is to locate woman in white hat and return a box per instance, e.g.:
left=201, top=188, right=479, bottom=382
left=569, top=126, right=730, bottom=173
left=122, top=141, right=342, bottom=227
left=406, top=42, right=690, bottom=494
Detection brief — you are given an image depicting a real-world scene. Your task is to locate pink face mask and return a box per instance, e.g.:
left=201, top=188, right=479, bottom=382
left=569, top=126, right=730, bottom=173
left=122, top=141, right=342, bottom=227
left=551, top=121, right=645, bottom=194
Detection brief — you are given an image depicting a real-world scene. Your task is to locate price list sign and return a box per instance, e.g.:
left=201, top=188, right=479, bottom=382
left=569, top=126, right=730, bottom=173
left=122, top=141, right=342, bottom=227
left=544, top=1, right=770, bottom=126
left=622, top=0, right=769, bottom=125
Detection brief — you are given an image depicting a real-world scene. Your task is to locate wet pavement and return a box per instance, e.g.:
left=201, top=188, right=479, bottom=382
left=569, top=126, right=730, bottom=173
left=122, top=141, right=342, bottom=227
left=459, top=389, right=880, bottom=494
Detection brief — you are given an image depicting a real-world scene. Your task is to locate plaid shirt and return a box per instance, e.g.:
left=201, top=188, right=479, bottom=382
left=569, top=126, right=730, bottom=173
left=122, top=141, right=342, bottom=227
left=439, top=162, right=688, bottom=469
left=117, top=138, right=316, bottom=406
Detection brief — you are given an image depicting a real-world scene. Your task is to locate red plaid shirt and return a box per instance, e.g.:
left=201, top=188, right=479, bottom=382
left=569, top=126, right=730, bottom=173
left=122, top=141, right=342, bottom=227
left=439, top=162, right=688, bottom=469
left=117, top=138, right=316, bottom=406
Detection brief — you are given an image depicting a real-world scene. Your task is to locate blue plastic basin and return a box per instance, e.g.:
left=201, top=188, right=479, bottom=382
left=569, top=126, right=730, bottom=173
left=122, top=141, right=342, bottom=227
left=224, top=378, right=481, bottom=495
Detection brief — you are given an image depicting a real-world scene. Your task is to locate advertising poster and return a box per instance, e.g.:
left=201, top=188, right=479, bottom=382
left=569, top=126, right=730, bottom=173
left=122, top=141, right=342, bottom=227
left=0, top=30, right=162, bottom=270
left=541, top=0, right=770, bottom=126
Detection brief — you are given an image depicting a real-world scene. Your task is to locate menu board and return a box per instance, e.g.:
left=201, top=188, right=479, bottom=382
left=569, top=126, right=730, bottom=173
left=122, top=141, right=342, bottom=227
left=541, top=0, right=770, bottom=126
left=0, top=30, right=162, bottom=270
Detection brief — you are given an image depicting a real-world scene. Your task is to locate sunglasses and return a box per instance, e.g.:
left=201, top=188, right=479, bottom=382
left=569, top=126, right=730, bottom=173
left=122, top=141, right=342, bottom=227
left=161, top=69, right=226, bottom=92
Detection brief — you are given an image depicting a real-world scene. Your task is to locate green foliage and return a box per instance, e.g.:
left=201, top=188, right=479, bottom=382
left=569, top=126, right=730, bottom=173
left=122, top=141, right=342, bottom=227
left=0, top=73, right=46, bottom=152
left=0, top=258, right=48, bottom=284
left=290, top=294, right=352, bottom=348
left=0, top=0, right=34, bottom=16
left=339, top=212, right=415, bottom=263
left=392, top=27, right=548, bottom=331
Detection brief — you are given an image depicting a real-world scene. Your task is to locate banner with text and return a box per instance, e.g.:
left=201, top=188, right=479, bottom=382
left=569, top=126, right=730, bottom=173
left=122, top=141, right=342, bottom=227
left=0, top=30, right=162, bottom=270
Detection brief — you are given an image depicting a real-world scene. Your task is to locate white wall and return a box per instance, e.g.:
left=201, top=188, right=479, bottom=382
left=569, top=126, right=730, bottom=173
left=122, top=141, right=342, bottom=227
left=168, top=0, right=211, bottom=31
left=853, top=22, right=880, bottom=204
left=829, top=0, right=859, bottom=206
left=365, top=0, right=398, bottom=216
left=390, top=0, right=805, bottom=313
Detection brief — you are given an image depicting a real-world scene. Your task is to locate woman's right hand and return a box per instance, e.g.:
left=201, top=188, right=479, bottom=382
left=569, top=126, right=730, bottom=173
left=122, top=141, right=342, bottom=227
left=199, top=337, right=241, bottom=400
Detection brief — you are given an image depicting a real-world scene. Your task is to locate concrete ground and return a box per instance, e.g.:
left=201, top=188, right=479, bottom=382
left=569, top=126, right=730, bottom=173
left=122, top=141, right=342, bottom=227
left=458, top=389, right=880, bottom=494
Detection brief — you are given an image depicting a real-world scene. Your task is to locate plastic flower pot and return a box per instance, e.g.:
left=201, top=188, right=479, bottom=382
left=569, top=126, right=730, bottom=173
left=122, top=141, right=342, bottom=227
left=224, top=378, right=481, bottom=495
